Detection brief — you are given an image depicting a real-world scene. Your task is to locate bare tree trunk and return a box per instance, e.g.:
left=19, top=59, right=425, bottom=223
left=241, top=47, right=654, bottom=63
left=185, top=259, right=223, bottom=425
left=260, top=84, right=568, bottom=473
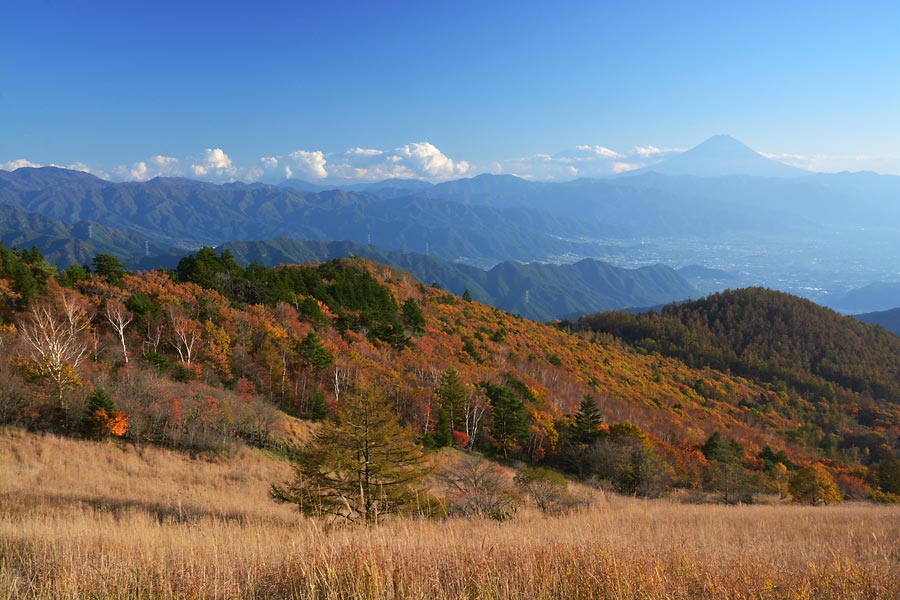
left=105, top=299, right=133, bottom=364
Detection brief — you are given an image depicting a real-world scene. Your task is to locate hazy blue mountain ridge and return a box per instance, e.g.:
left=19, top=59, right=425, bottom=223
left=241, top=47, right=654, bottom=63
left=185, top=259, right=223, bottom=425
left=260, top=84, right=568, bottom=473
left=0, top=167, right=593, bottom=264
left=218, top=238, right=697, bottom=321
left=855, top=307, right=900, bottom=335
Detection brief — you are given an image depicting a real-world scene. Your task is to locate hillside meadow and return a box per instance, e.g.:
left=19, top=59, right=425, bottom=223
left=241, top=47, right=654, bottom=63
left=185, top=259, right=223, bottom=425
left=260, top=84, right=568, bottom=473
left=2, top=430, right=898, bottom=600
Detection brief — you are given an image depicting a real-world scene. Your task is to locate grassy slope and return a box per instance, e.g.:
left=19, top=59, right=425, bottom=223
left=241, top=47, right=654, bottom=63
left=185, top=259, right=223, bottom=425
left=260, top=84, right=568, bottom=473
left=2, top=430, right=899, bottom=599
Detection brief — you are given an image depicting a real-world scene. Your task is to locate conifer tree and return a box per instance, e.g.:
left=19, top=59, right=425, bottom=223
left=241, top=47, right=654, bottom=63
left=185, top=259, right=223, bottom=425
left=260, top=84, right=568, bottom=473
left=437, top=367, right=467, bottom=433
left=272, top=382, right=428, bottom=524
left=571, top=395, right=604, bottom=445
left=482, top=382, right=530, bottom=458
left=401, top=298, right=426, bottom=335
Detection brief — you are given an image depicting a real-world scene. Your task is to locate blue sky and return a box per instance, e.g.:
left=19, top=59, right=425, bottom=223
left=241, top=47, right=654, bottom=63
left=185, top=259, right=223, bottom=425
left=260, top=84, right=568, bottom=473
left=2, top=0, right=900, bottom=181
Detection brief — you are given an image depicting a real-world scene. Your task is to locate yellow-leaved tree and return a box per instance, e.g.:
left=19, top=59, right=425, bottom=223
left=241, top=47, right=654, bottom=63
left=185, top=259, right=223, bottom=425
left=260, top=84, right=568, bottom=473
left=789, top=463, right=842, bottom=504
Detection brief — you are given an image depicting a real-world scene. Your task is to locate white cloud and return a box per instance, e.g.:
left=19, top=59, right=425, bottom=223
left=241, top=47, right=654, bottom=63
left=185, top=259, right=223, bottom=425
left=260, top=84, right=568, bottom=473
left=40, top=140, right=900, bottom=184
left=612, top=162, right=638, bottom=173
left=494, top=142, right=687, bottom=179
left=632, top=145, right=662, bottom=158
left=151, top=155, right=180, bottom=175
left=129, top=161, right=151, bottom=180
left=286, top=150, right=328, bottom=179
left=395, top=142, right=471, bottom=179
left=112, top=155, right=181, bottom=181
left=307, top=142, right=472, bottom=182
left=346, top=147, right=383, bottom=157
left=2, top=142, right=463, bottom=183
left=575, top=144, right=622, bottom=158
left=1, top=158, right=41, bottom=170
left=65, top=162, right=92, bottom=173
left=632, top=145, right=685, bottom=160
left=191, top=148, right=237, bottom=178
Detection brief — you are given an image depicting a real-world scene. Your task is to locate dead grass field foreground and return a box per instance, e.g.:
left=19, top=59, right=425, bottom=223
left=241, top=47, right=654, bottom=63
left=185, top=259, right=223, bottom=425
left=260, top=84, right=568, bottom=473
left=1, top=429, right=899, bottom=599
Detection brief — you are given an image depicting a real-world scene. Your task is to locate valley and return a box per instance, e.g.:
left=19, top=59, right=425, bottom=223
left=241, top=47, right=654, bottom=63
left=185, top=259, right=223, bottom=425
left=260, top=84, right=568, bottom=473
left=563, top=228, right=900, bottom=309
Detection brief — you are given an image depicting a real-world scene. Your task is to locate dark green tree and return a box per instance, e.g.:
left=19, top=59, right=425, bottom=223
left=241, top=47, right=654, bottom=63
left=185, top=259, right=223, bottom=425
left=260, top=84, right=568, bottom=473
left=401, top=298, right=425, bottom=335
left=482, top=382, right=530, bottom=458
left=298, top=296, right=327, bottom=327
left=176, top=247, right=244, bottom=296
left=433, top=404, right=452, bottom=447
left=701, top=432, right=751, bottom=503
left=271, top=382, right=429, bottom=524
left=437, top=368, right=467, bottom=434
left=877, top=456, right=900, bottom=495
left=91, top=254, right=127, bottom=285
left=593, top=423, right=670, bottom=497
left=83, top=387, right=121, bottom=437
left=701, top=432, right=743, bottom=463
left=309, top=387, right=328, bottom=421
left=758, top=445, right=793, bottom=473
left=298, top=331, right=333, bottom=372
left=57, top=263, right=91, bottom=287
left=571, top=395, right=604, bottom=445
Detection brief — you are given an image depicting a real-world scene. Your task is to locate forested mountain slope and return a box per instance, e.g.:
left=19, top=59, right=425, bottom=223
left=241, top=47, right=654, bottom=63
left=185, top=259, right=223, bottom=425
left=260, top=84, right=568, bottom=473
left=0, top=203, right=171, bottom=266
left=572, top=287, right=900, bottom=464
left=2, top=247, right=896, bottom=501
left=218, top=238, right=696, bottom=320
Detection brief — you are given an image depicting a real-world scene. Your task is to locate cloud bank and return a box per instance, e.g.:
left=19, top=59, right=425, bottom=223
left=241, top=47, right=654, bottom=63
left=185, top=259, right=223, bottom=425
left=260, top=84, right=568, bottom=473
left=253, top=142, right=472, bottom=182
left=9, top=141, right=900, bottom=183
left=495, top=144, right=684, bottom=180
left=114, top=155, right=182, bottom=181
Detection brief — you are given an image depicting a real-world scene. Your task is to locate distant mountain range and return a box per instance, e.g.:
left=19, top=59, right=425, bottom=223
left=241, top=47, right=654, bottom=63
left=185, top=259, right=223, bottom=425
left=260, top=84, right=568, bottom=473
left=835, top=282, right=900, bottom=313
left=6, top=137, right=900, bottom=252
left=855, top=306, right=900, bottom=335
left=3, top=134, right=900, bottom=320
left=217, top=238, right=696, bottom=321
left=0, top=167, right=592, bottom=265
left=676, top=264, right=739, bottom=281
left=0, top=202, right=171, bottom=266
left=624, top=134, right=809, bottom=178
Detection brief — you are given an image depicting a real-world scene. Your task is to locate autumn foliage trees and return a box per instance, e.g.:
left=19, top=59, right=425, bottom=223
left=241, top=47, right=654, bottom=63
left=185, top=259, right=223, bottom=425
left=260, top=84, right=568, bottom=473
left=0, top=244, right=897, bottom=506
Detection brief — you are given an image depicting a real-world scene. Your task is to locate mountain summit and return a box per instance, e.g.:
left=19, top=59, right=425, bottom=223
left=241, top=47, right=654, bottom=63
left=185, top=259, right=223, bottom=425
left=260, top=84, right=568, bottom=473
left=632, top=134, right=810, bottom=178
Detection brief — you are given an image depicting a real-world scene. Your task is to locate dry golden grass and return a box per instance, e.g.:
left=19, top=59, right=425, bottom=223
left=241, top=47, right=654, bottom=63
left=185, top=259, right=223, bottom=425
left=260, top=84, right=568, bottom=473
left=2, top=429, right=899, bottom=599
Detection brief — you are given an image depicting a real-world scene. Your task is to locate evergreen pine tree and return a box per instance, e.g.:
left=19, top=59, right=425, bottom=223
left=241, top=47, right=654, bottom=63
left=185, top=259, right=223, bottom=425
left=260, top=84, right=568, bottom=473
left=272, top=382, right=428, bottom=524
left=571, top=395, right=604, bottom=445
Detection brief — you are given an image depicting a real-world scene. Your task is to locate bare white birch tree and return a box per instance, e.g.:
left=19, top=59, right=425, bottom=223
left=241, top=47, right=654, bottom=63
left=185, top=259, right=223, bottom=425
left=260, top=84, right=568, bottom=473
left=104, top=298, right=133, bottom=363
left=18, top=290, right=91, bottom=405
